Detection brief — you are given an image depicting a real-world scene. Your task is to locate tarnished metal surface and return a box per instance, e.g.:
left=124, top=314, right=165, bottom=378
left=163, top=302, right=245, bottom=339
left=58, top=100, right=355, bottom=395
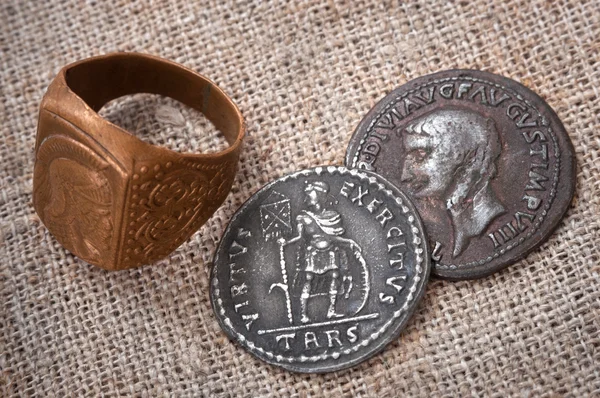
left=345, top=70, right=575, bottom=279
left=210, top=166, right=430, bottom=372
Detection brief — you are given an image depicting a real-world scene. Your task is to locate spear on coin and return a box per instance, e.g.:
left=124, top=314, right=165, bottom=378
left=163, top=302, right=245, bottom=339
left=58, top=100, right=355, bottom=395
left=260, top=192, right=294, bottom=324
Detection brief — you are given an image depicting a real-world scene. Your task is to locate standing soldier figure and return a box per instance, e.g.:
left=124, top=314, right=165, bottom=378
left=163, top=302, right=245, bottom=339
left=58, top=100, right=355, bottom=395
left=281, top=181, right=364, bottom=324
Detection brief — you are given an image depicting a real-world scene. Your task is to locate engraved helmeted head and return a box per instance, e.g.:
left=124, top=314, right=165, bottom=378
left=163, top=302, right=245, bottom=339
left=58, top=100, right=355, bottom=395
left=45, top=159, right=113, bottom=261
left=304, top=181, right=329, bottom=211
left=34, top=136, right=114, bottom=264
left=401, top=108, right=506, bottom=257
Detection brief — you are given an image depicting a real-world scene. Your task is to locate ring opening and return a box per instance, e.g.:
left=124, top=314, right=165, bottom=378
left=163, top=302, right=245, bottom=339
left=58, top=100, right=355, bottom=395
left=64, top=53, right=242, bottom=147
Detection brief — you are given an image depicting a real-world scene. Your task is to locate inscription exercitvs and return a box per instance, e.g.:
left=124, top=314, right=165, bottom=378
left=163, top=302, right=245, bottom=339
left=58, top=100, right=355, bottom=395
left=339, top=181, right=409, bottom=305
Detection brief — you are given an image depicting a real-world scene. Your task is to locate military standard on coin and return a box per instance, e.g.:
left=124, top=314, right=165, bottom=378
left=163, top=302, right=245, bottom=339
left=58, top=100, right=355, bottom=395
left=210, top=166, right=430, bottom=373
left=345, top=70, right=575, bottom=279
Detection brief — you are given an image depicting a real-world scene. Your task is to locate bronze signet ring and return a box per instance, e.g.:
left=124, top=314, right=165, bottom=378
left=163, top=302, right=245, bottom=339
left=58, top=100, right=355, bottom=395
left=33, top=53, right=245, bottom=270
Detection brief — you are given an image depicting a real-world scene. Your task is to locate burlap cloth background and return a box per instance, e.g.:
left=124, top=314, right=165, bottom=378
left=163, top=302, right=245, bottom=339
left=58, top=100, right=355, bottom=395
left=1, top=1, right=599, bottom=396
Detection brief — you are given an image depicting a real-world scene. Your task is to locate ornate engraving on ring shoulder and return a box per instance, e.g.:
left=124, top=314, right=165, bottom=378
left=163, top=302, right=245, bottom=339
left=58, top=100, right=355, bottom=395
left=120, top=158, right=236, bottom=267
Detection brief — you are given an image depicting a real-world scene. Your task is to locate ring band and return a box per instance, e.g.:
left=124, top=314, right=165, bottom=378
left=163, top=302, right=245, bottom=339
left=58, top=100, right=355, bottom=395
left=33, top=53, right=245, bottom=270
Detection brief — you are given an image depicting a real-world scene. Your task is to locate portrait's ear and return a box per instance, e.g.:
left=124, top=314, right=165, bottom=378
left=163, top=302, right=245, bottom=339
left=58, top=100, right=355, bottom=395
left=446, top=147, right=481, bottom=210
left=395, top=125, right=404, bottom=138
left=482, top=116, right=503, bottom=176
left=485, top=117, right=500, bottom=146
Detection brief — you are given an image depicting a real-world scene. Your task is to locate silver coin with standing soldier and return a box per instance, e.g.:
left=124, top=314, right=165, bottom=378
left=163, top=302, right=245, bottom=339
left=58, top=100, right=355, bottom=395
left=211, top=166, right=430, bottom=373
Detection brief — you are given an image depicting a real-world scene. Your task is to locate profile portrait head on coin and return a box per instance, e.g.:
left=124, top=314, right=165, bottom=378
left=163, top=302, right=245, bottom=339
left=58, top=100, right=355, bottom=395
left=346, top=70, right=575, bottom=279
left=401, top=108, right=505, bottom=257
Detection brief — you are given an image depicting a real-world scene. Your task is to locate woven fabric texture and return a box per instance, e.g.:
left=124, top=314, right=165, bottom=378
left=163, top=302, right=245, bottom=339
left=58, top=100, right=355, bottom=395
left=1, top=1, right=599, bottom=396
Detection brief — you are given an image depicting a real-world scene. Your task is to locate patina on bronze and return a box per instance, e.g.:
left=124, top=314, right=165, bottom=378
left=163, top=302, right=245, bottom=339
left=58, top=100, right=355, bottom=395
left=346, top=70, right=575, bottom=280
left=33, top=53, right=245, bottom=270
left=211, top=166, right=430, bottom=373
